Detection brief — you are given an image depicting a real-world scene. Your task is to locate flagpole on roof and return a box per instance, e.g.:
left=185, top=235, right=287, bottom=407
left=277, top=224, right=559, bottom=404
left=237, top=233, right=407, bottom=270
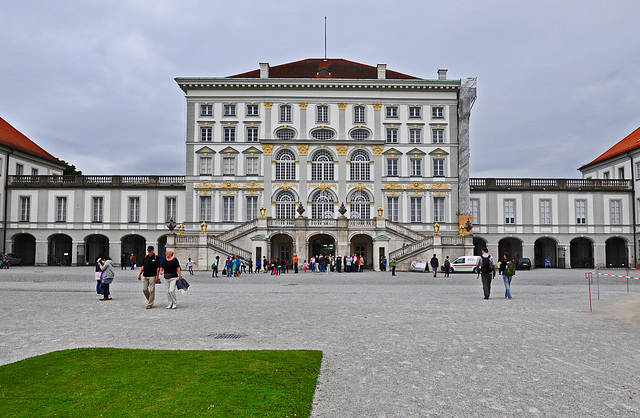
left=324, top=17, right=327, bottom=61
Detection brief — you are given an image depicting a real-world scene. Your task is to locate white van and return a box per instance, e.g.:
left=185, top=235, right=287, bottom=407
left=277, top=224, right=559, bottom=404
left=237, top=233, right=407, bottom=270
left=450, top=256, right=480, bottom=273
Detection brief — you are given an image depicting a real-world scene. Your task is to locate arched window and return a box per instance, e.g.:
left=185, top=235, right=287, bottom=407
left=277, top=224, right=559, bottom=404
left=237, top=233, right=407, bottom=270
left=275, top=191, right=296, bottom=219
left=350, top=150, right=370, bottom=181
left=312, top=191, right=334, bottom=219
left=350, top=129, right=370, bottom=140
left=311, top=150, right=334, bottom=181
left=275, top=150, right=296, bottom=180
left=311, top=129, right=335, bottom=140
left=276, top=129, right=296, bottom=140
left=350, top=191, right=371, bottom=219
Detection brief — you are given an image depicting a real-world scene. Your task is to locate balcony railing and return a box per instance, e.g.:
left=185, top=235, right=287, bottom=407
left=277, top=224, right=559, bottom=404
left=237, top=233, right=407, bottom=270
left=8, top=175, right=186, bottom=188
left=470, top=178, right=631, bottom=191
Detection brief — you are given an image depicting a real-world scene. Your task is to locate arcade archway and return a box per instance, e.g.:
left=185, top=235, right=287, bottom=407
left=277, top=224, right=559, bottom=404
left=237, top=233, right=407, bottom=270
left=570, top=238, right=593, bottom=268
left=535, top=237, right=557, bottom=268
left=498, top=237, right=523, bottom=259
left=85, top=234, right=109, bottom=265
left=12, top=233, right=36, bottom=265
left=473, top=237, right=487, bottom=256
left=48, top=234, right=72, bottom=265
left=606, top=237, right=628, bottom=268
left=121, top=234, right=146, bottom=268
left=271, top=233, right=294, bottom=263
left=350, top=234, right=373, bottom=268
left=309, top=234, right=335, bottom=260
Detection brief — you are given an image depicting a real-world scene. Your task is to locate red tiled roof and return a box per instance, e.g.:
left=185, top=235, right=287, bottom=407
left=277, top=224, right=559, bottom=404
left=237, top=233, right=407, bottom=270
left=580, top=126, right=640, bottom=169
left=229, top=58, right=420, bottom=80
left=0, top=117, right=66, bottom=166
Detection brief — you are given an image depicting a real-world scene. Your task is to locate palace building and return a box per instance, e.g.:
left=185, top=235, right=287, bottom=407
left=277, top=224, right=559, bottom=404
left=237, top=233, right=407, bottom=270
left=0, top=59, right=636, bottom=269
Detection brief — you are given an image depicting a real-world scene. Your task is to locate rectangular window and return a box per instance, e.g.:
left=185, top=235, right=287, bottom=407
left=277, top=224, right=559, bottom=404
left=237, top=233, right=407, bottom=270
left=246, top=104, right=259, bottom=116
left=434, top=197, right=445, bottom=222
left=409, top=106, right=421, bottom=118
left=409, top=129, right=422, bottom=143
left=504, top=199, right=515, bottom=224
left=410, top=197, right=422, bottom=222
left=618, top=167, right=625, bottom=179
left=199, top=157, right=212, bottom=175
left=387, top=159, right=398, bottom=176
left=636, top=162, right=640, bottom=179
left=432, top=129, right=444, bottom=143
left=16, top=164, right=23, bottom=176
left=387, top=197, right=399, bottom=222
left=386, top=128, right=398, bottom=143
left=603, top=171, right=610, bottom=179
left=540, top=199, right=551, bottom=225
left=246, top=157, right=259, bottom=175
left=56, top=197, right=67, bottom=222
left=31, top=168, right=38, bottom=175
left=166, top=197, right=177, bottom=222
left=224, top=127, right=236, bottom=142
left=610, top=200, right=621, bottom=225
left=129, top=197, right=140, bottom=223
left=200, top=196, right=211, bottom=222
left=246, top=196, right=258, bottom=220
left=317, top=105, right=328, bottom=122
left=354, top=106, right=365, bottom=123
left=280, top=105, right=292, bottom=122
left=223, top=104, right=236, bottom=116
left=20, top=196, right=30, bottom=222
left=471, top=199, right=480, bottom=225
left=576, top=199, right=586, bottom=224
left=201, top=127, right=212, bottom=142
left=246, top=127, right=259, bottom=142
left=386, top=106, right=398, bottom=118
left=92, top=197, right=103, bottom=223
left=432, top=106, right=444, bottom=118
left=201, top=104, right=212, bottom=116
left=433, top=159, right=444, bottom=177
left=223, top=157, right=235, bottom=175
left=223, top=196, right=235, bottom=222
left=411, top=159, right=422, bottom=177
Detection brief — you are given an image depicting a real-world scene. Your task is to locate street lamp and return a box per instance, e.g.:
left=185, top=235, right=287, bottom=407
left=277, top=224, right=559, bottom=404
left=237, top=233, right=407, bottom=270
left=377, top=206, right=384, bottom=218
left=259, top=205, right=266, bottom=217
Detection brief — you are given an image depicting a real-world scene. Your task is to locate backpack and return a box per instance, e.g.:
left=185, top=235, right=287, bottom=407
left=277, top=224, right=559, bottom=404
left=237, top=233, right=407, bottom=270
left=444, top=259, right=450, bottom=269
left=505, top=261, right=516, bottom=276
left=480, top=256, right=493, bottom=274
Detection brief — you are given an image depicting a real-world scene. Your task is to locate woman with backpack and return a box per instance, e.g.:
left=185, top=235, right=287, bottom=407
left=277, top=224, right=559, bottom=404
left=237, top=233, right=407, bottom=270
left=499, top=252, right=514, bottom=299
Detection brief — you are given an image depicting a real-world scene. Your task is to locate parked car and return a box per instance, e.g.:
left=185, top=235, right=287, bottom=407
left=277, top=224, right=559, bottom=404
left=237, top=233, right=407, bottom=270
left=449, top=256, right=481, bottom=273
left=5, top=253, right=21, bottom=266
left=515, top=258, right=531, bottom=270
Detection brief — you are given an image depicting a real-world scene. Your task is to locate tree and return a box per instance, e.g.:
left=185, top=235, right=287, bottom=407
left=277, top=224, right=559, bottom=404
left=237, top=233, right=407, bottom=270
left=63, top=165, right=82, bottom=175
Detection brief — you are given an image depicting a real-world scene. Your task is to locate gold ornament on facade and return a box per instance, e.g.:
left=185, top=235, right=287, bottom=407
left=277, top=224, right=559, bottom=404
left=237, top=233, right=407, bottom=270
left=373, top=103, right=382, bottom=110
left=200, top=221, right=208, bottom=234
left=338, top=103, right=347, bottom=110
left=194, top=182, right=216, bottom=190
left=372, top=145, right=384, bottom=156
left=262, top=144, right=273, bottom=155
left=264, top=102, right=273, bottom=109
left=429, top=182, right=451, bottom=190
left=243, top=182, right=263, bottom=190
left=308, top=181, right=336, bottom=192
left=219, top=181, right=239, bottom=189
left=297, top=144, right=309, bottom=155
left=406, top=182, right=427, bottom=190
left=336, top=145, right=348, bottom=156
left=433, top=222, right=441, bottom=236
left=382, top=182, right=404, bottom=190
left=177, top=223, right=185, bottom=235
left=272, top=182, right=297, bottom=192
left=299, top=102, right=308, bottom=109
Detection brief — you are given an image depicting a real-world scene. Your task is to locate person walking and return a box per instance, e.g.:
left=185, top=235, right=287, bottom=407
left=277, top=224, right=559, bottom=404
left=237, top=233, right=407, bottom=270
left=444, top=256, right=451, bottom=278
left=159, top=249, right=182, bottom=309
left=187, top=258, right=196, bottom=275
left=95, top=255, right=104, bottom=298
left=293, top=254, right=299, bottom=273
left=121, top=253, right=128, bottom=270
left=248, top=258, right=253, bottom=273
left=98, top=257, right=115, bottom=301
left=358, top=254, right=365, bottom=272
left=262, top=256, right=268, bottom=273
left=476, top=248, right=496, bottom=299
left=212, top=255, right=220, bottom=277
left=138, top=245, right=160, bottom=309
left=430, top=254, right=439, bottom=278
left=391, top=257, right=397, bottom=276
left=255, top=257, right=260, bottom=274
left=500, top=252, right=515, bottom=299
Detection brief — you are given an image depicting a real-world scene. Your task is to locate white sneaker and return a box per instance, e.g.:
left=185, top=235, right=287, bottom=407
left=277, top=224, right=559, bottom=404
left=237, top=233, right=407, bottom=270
left=171, top=304, right=177, bottom=309
left=166, top=304, right=173, bottom=309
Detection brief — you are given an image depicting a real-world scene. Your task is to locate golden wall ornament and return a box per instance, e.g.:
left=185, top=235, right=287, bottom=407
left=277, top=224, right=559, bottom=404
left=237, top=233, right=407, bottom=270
left=429, top=182, right=451, bottom=190
left=177, top=223, right=185, bottom=235
left=373, top=103, right=382, bottom=110
left=200, top=221, right=208, bottom=235
left=336, top=144, right=348, bottom=156
left=433, top=222, right=441, bottom=236
left=264, top=102, right=273, bottom=109
left=262, top=144, right=273, bottom=155
left=299, top=102, right=308, bottom=109
left=382, top=182, right=404, bottom=190
left=308, top=181, right=336, bottom=192
left=194, top=182, right=217, bottom=189
left=219, top=181, right=239, bottom=189
left=406, top=182, right=427, bottom=190
left=372, top=145, right=384, bottom=156
left=338, top=103, right=347, bottom=110
left=272, top=182, right=297, bottom=191
left=297, top=144, right=309, bottom=155
left=243, top=182, right=263, bottom=190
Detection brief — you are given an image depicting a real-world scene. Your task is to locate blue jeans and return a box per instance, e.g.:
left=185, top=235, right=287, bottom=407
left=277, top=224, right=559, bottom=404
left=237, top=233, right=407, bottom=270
left=503, top=275, right=512, bottom=298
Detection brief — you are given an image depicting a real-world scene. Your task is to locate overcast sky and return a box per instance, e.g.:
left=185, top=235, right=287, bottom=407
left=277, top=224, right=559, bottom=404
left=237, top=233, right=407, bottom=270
left=1, top=0, right=639, bottom=178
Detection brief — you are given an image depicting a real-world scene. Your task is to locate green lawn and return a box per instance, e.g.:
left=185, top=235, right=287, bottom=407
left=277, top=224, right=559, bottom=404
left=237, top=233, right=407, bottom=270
left=0, top=348, right=322, bottom=417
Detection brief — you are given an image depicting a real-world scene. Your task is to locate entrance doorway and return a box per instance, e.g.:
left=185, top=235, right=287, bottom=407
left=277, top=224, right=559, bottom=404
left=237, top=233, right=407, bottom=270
left=498, top=237, right=523, bottom=259
left=570, top=238, right=593, bottom=268
left=48, top=234, right=72, bottom=265
left=350, top=234, right=373, bottom=268
left=12, top=233, right=36, bottom=265
left=606, top=237, right=627, bottom=268
left=309, top=234, right=335, bottom=259
left=535, top=237, right=557, bottom=268
left=270, top=234, right=294, bottom=263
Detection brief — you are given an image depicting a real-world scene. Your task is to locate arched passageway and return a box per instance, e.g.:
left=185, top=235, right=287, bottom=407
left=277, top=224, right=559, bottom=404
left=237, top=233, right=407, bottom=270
left=350, top=234, right=373, bottom=269
left=86, top=234, right=109, bottom=265
left=309, top=234, right=335, bottom=260
left=271, top=234, right=294, bottom=263
left=498, top=237, right=523, bottom=259
left=570, top=238, right=593, bottom=268
left=535, top=238, right=557, bottom=268
left=12, top=233, right=36, bottom=265
left=48, top=234, right=72, bottom=265
left=473, top=237, right=487, bottom=256
left=605, top=237, right=628, bottom=268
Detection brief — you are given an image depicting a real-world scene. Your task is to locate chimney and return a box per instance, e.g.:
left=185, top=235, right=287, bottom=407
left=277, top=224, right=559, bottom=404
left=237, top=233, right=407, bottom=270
left=438, top=69, right=448, bottom=80
left=259, top=63, right=270, bottom=78
left=377, top=64, right=387, bottom=79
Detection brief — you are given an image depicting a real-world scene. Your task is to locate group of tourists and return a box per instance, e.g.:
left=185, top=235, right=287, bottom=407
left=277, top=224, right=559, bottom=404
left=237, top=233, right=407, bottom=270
left=95, top=246, right=188, bottom=309
left=476, top=248, right=515, bottom=300
left=0, top=252, right=10, bottom=269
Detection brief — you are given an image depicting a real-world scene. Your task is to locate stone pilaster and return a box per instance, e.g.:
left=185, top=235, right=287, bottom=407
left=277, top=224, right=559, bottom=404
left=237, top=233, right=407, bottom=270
left=457, top=77, right=476, bottom=217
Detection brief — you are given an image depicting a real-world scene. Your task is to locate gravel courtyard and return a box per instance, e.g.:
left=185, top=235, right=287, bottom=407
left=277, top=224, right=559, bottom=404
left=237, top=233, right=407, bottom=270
left=1, top=266, right=639, bottom=417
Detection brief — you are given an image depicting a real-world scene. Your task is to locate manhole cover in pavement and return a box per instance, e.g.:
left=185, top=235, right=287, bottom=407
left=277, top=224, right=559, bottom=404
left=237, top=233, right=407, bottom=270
left=209, top=333, right=246, bottom=340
